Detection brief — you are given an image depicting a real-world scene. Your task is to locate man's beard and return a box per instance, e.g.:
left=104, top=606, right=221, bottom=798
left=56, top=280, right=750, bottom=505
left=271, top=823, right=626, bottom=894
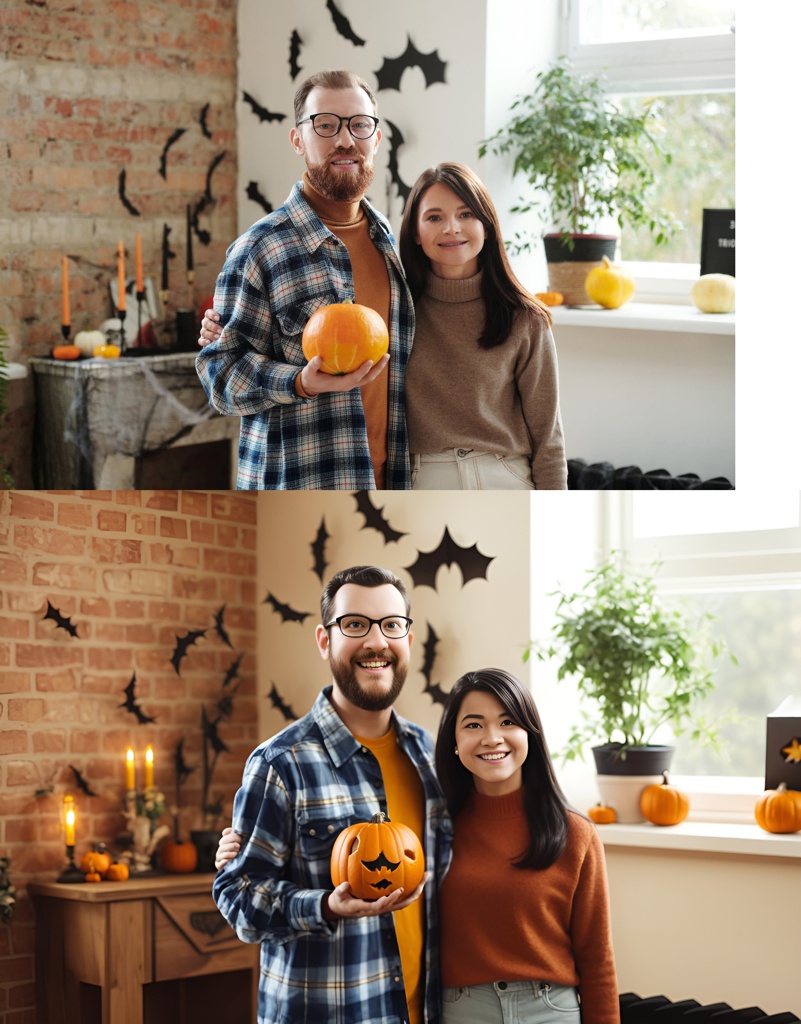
left=329, top=650, right=407, bottom=711
left=306, top=147, right=375, bottom=203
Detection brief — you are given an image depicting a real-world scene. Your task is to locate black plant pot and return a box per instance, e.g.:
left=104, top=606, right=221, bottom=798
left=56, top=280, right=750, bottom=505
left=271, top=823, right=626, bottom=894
left=543, top=233, right=619, bottom=306
left=592, top=743, right=674, bottom=777
left=190, top=829, right=221, bottom=873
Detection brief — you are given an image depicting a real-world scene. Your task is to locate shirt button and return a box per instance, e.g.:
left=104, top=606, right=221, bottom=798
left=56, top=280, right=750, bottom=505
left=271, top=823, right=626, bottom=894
left=327, top=825, right=334, bottom=833
left=498, top=981, right=507, bottom=990
left=394, top=976, right=401, bottom=983
left=309, top=829, right=316, bottom=836
left=457, top=448, right=469, bottom=457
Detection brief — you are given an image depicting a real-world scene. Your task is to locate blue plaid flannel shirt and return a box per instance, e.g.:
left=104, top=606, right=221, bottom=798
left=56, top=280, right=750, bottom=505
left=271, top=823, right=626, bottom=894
left=195, top=182, right=415, bottom=490
left=212, top=688, right=452, bottom=1024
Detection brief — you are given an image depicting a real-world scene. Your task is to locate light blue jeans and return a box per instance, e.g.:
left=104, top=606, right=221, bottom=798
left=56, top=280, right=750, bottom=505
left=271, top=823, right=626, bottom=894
left=411, top=449, right=535, bottom=490
left=441, top=981, right=581, bottom=1023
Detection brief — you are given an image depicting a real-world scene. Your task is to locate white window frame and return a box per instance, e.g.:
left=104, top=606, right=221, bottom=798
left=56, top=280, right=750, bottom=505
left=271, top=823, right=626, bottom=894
left=559, top=0, right=735, bottom=296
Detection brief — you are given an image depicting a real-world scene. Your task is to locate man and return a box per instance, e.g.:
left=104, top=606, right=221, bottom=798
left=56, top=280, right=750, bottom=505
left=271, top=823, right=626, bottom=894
left=212, top=565, right=451, bottom=1024
left=196, top=70, right=414, bottom=490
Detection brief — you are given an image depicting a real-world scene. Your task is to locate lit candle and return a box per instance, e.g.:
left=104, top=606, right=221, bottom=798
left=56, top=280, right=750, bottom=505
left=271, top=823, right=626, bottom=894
left=64, top=794, right=76, bottom=847
left=61, top=256, right=70, bottom=329
left=145, top=745, right=154, bottom=789
left=135, top=233, right=144, bottom=294
left=125, top=748, right=136, bottom=791
left=186, top=205, right=193, bottom=274
left=117, top=240, right=126, bottom=312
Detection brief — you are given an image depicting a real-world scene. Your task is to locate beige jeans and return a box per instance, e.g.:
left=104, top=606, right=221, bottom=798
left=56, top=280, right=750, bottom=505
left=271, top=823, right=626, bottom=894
left=411, top=449, right=535, bottom=490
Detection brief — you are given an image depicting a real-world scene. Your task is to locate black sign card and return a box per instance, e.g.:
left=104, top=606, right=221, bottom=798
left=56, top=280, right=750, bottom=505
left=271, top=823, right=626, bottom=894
left=700, top=208, right=735, bottom=277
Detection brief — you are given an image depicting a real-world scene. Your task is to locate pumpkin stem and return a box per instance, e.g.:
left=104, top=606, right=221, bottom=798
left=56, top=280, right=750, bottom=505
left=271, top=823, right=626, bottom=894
left=778, top=782, right=788, bottom=793
left=370, top=811, right=388, bottom=823
left=661, top=771, right=670, bottom=785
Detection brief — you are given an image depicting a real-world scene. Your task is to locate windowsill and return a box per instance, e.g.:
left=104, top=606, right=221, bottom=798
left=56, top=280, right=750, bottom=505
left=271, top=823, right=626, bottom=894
left=595, top=820, right=801, bottom=859
left=550, top=302, right=735, bottom=335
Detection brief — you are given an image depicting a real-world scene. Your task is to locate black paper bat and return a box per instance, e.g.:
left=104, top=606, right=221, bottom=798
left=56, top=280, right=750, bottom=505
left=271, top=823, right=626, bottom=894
left=191, top=150, right=228, bottom=245
left=268, top=683, right=298, bottom=722
left=42, top=600, right=79, bottom=638
left=159, top=127, right=186, bottom=180
left=213, top=605, right=234, bottom=649
left=174, top=736, right=196, bottom=785
left=311, top=518, right=330, bottom=583
left=353, top=491, right=407, bottom=543
left=69, top=764, right=98, bottom=797
left=223, top=652, right=244, bottom=688
left=246, top=181, right=274, bottom=215
left=170, top=629, right=207, bottom=675
left=263, top=592, right=311, bottom=624
left=119, top=672, right=157, bottom=724
left=199, top=102, right=212, bottom=139
left=242, top=91, right=287, bottom=124
left=375, top=36, right=448, bottom=92
left=289, top=29, right=303, bottom=80
left=405, top=527, right=495, bottom=590
left=326, top=0, right=365, bottom=45
left=202, top=705, right=230, bottom=755
left=420, top=622, right=449, bottom=706
left=117, top=168, right=141, bottom=217
left=384, top=119, right=412, bottom=206
left=362, top=851, right=400, bottom=872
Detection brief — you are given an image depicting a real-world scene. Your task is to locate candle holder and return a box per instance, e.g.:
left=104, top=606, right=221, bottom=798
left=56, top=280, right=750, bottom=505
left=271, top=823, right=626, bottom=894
left=117, top=307, right=127, bottom=353
left=61, top=324, right=71, bottom=343
left=119, top=787, right=169, bottom=876
left=57, top=844, right=85, bottom=884
left=136, top=290, right=147, bottom=347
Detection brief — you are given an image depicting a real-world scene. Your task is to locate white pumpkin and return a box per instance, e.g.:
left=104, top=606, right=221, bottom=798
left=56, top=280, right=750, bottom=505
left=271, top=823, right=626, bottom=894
left=74, top=329, right=107, bottom=357
left=691, top=274, right=735, bottom=314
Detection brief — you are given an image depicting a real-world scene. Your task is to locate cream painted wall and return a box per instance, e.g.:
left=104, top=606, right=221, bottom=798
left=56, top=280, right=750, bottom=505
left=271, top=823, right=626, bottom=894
left=605, top=846, right=801, bottom=1015
left=255, top=491, right=531, bottom=740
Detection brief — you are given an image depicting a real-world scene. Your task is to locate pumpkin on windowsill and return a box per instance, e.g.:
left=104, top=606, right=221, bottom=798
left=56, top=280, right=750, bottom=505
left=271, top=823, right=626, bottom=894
left=754, top=782, right=801, bottom=834
left=330, top=812, right=424, bottom=900
left=587, top=802, right=616, bottom=825
left=640, top=771, right=689, bottom=826
left=301, top=299, right=389, bottom=376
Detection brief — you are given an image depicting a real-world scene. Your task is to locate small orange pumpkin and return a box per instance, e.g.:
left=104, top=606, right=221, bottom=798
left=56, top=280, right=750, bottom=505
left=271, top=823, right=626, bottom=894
left=301, top=299, right=389, bottom=375
left=588, top=802, right=617, bottom=825
left=640, top=771, right=689, bottom=826
left=160, top=839, right=198, bottom=874
left=106, top=862, right=129, bottom=882
left=53, top=344, right=81, bottom=360
left=535, top=291, right=564, bottom=307
left=85, top=871, right=102, bottom=883
left=80, top=845, right=112, bottom=877
left=754, top=782, right=801, bottom=834
left=330, top=812, right=424, bottom=900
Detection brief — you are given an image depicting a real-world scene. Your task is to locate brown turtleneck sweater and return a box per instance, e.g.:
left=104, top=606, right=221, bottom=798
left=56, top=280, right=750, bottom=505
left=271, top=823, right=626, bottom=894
left=404, top=271, right=567, bottom=490
left=300, top=174, right=391, bottom=489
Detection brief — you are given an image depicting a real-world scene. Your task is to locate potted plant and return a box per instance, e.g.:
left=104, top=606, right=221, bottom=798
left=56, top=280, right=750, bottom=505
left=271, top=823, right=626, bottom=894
left=526, top=556, right=732, bottom=820
left=480, top=57, right=679, bottom=304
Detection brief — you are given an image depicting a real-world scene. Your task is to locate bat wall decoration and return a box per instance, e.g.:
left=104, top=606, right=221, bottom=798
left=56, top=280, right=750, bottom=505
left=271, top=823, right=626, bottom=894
left=311, top=518, right=330, bottom=583
left=246, top=181, right=274, bottom=215
left=117, top=169, right=142, bottom=217
left=263, top=592, right=311, bottom=624
left=192, top=150, right=228, bottom=246
left=69, top=764, right=99, bottom=798
left=354, top=491, right=408, bottom=544
left=159, top=128, right=187, bottom=180
left=267, top=683, right=299, bottom=722
left=170, top=629, right=207, bottom=676
left=289, top=29, right=303, bottom=80
left=223, top=652, right=245, bottom=688
left=199, top=103, right=213, bottom=140
left=326, top=0, right=366, bottom=46
left=174, top=737, right=196, bottom=785
left=213, top=605, right=234, bottom=649
left=375, top=36, right=448, bottom=92
left=119, top=672, right=157, bottom=724
left=421, top=623, right=450, bottom=706
left=42, top=601, right=79, bottom=638
left=383, top=119, right=412, bottom=207
left=405, top=527, right=495, bottom=590
left=242, top=91, right=287, bottom=124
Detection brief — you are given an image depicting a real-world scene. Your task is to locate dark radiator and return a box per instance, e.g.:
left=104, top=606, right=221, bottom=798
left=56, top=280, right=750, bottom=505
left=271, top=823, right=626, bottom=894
left=620, top=993, right=800, bottom=1022
left=568, top=460, right=734, bottom=490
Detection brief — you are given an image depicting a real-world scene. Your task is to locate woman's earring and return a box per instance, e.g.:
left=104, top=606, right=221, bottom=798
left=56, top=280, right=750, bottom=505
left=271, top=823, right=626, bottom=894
left=454, top=747, right=459, bottom=756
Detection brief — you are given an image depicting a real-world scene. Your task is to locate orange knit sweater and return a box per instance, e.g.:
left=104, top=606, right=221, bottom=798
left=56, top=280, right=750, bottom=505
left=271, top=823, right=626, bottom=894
left=439, top=788, right=619, bottom=1024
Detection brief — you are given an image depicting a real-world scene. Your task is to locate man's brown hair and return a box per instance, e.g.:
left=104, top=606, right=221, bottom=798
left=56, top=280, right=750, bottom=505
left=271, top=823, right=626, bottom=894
left=293, top=70, right=378, bottom=123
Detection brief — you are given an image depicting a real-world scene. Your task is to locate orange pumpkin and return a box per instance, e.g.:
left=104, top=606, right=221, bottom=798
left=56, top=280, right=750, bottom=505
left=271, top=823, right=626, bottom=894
left=588, top=802, right=617, bottom=825
left=85, top=872, right=102, bottom=883
left=640, top=771, right=689, bottom=826
left=106, top=862, right=129, bottom=882
left=53, top=344, right=81, bottom=360
left=80, top=846, right=112, bottom=877
left=160, top=839, right=198, bottom=874
left=535, top=291, right=564, bottom=307
left=301, top=299, right=389, bottom=375
left=754, top=782, right=801, bottom=834
left=330, top=812, right=424, bottom=900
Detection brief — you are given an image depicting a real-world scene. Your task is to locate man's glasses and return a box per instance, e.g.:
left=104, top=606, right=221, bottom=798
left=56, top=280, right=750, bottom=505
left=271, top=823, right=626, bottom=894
left=296, top=113, right=380, bottom=139
left=325, top=614, right=412, bottom=639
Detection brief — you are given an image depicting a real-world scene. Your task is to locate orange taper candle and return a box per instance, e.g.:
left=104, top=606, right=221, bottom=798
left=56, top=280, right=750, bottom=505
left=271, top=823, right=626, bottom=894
left=117, top=240, right=126, bottom=312
left=61, top=256, right=70, bottom=328
left=135, top=234, right=143, bottom=294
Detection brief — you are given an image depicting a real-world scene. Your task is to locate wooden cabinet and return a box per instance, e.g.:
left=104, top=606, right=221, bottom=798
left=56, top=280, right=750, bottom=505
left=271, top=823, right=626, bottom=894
left=29, top=874, right=259, bottom=1024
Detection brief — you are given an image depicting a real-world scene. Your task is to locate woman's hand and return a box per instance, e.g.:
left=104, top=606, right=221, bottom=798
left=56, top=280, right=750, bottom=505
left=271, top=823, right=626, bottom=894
left=215, top=826, right=242, bottom=870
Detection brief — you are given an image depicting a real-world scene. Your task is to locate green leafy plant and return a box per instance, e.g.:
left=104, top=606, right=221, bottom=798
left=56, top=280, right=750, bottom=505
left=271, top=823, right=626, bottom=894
left=525, top=556, right=735, bottom=760
left=480, top=57, right=680, bottom=251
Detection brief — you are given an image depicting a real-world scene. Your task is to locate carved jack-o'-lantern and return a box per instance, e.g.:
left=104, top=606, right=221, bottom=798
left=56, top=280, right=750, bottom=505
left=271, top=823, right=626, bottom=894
left=330, top=812, right=424, bottom=900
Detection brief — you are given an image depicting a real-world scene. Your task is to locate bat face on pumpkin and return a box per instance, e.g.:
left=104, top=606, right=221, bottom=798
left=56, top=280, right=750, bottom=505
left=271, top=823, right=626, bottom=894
left=330, top=813, right=424, bottom=900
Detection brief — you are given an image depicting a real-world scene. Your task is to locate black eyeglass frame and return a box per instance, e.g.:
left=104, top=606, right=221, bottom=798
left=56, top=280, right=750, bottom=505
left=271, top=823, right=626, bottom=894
left=324, top=614, right=413, bottom=638
left=296, top=113, right=380, bottom=139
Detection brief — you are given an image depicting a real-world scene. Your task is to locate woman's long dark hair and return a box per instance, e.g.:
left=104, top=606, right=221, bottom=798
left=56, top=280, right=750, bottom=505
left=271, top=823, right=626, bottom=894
left=435, top=668, right=570, bottom=870
left=399, top=162, right=551, bottom=350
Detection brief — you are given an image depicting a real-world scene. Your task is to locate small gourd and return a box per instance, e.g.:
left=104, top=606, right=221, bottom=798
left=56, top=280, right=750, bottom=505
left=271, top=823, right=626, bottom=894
left=85, top=872, right=102, bottom=883
left=640, top=771, right=689, bottom=826
left=301, top=299, right=389, bottom=375
left=93, top=344, right=121, bottom=359
left=691, top=273, right=735, bottom=314
left=80, top=844, right=112, bottom=877
left=754, top=782, right=801, bottom=834
left=330, top=812, right=424, bottom=900
left=74, top=329, right=107, bottom=357
left=584, top=256, right=636, bottom=309
left=53, top=344, right=81, bottom=361
left=105, top=862, right=130, bottom=882
left=534, top=291, right=564, bottom=307
left=587, top=802, right=617, bottom=825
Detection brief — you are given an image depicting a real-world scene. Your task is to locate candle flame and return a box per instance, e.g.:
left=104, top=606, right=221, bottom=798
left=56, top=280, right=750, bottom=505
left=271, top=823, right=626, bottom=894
left=145, top=747, right=153, bottom=764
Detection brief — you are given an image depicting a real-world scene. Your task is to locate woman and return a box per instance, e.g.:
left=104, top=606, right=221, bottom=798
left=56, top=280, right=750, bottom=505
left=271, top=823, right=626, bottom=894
left=216, top=668, right=618, bottom=1022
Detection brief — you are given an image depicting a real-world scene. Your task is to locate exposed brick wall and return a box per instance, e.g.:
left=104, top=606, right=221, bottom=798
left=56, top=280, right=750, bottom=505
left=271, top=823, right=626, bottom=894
left=0, top=489, right=259, bottom=1022
left=0, top=0, right=239, bottom=487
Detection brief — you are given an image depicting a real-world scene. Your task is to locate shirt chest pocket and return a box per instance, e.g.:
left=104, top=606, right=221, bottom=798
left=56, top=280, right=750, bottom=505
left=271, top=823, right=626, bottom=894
left=274, top=294, right=337, bottom=362
left=296, top=814, right=350, bottom=887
